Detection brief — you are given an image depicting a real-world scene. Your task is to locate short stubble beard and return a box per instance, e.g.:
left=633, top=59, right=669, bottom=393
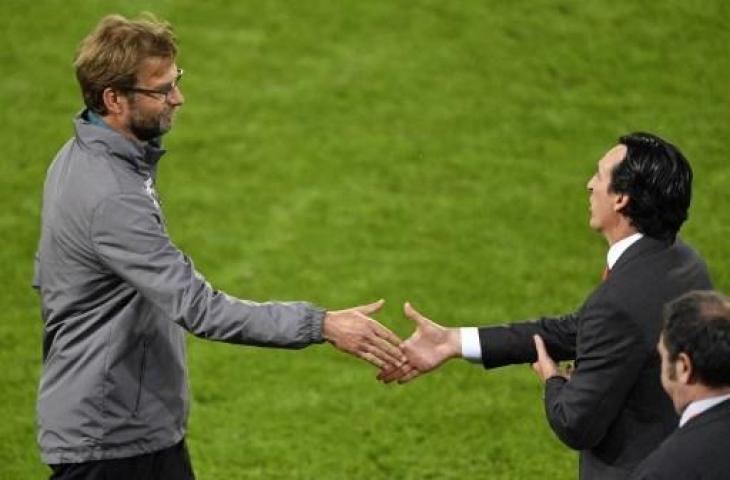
left=127, top=98, right=174, bottom=142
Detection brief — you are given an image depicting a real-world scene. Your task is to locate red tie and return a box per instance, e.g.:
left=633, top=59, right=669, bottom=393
left=602, top=266, right=611, bottom=281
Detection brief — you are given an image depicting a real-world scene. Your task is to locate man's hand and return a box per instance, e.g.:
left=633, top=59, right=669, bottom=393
left=377, top=302, right=461, bottom=384
left=323, top=299, right=406, bottom=370
left=531, top=334, right=570, bottom=383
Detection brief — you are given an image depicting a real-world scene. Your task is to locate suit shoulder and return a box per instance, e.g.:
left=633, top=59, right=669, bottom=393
left=607, top=239, right=710, bottom=297
left=634, top=416, right=730, bottom=479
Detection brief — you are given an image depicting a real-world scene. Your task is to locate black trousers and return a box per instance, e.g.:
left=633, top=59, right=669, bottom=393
left=48, top=440, right=195, bottom=480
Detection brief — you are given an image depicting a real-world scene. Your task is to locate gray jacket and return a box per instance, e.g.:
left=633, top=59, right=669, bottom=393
left=34, top=111, right=325, bottom=464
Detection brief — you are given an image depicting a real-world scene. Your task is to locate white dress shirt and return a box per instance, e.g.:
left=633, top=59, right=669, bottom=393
left=679, top=394, right=730, bottom=427
left=606, top=232, right=643, bottom=269
left=460, top=233, right=644, bottom=362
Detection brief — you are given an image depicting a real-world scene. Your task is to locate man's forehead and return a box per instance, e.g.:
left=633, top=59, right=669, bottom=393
left=599, top=144, right=627, bottom=169
left=137, top=57, right=177, bottom=81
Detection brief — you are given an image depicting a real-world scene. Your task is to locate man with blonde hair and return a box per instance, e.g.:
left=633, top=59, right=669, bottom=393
left=34, top=14, right=403, bottom=479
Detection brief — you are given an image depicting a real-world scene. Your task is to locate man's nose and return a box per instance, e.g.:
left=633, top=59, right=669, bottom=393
left=168, top=85, right=184, bottom=106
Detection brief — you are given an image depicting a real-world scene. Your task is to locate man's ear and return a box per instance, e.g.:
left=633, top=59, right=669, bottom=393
left=101, top=87, right=127, bottom=115
left=676, top=352, right=694, bottom=385
left=614, top=193, right=630, bottom=213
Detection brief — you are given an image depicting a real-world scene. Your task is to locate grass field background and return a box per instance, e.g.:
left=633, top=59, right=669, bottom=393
left=1, top=1, right=728, bottom=478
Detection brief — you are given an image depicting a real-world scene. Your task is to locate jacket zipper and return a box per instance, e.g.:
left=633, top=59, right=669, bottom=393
left=133, top=339, right=149, bottom=417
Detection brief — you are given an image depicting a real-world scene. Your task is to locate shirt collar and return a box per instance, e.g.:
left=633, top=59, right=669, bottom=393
left=606, top=232, right=644, bottom=269
left=86, top=110, right=114, bottom=131
left=679, top=394, right=730, bottom=427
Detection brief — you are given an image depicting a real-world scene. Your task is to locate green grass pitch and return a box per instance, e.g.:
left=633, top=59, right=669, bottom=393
left=1, top=1, right=728, bottom=478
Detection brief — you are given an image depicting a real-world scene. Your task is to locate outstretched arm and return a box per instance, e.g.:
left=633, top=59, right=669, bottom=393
left=378, top=303, right=580, bottom=383
left=91, top=192, right=405, bottom=371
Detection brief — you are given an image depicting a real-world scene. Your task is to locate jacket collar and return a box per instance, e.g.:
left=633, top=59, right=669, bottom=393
left=74, top=109, right=166, bottom=176
left=680, top=394, right=730, bottom=428
left=611, top=235, right=674, bottom=274
left=606, top=233, right=644, bottom=269
left=681, top=396, right=730, bottom=431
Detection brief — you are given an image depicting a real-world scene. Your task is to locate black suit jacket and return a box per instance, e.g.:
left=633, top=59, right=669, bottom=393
left=478, top=236, right=712, bottom=480
left=630, top=398, right=730, bottom=480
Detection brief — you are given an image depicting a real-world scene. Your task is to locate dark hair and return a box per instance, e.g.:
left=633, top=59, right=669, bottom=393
left=663, top=291, right=730, bottom=388
left=609, top=132, right=692, bottom=241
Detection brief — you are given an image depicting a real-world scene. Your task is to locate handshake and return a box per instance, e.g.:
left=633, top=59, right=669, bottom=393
left=324, top=299, right=562, bottom=385
left=323, top=299, right=464, bottom=385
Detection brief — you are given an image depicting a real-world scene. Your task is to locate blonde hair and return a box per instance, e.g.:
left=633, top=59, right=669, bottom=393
left=74, top=13, right=177, bottom=114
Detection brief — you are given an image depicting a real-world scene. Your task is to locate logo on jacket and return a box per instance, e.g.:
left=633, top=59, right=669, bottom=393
left=144, top=177, right=161, bottom=210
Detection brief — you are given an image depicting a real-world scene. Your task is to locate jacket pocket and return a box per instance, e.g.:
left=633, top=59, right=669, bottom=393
left=133, top=339, right=148, bottom=417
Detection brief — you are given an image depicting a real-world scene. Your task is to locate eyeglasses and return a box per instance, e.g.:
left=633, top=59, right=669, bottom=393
left=123, top=68, right=184, bottom=101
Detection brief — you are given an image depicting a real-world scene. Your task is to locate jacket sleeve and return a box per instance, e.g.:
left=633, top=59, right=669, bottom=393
left=542, top=297, right=646, bottom=450
left=89, top=193, right=325, bottom=348
left=478, top=312, right=579, bottom=368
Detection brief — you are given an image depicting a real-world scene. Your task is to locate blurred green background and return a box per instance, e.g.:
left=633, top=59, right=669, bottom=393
left=1, top=0, right=728, bottom=478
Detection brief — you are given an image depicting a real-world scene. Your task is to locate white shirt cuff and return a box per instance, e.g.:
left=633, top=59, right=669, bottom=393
left=460, top=327, right=482, bottom=363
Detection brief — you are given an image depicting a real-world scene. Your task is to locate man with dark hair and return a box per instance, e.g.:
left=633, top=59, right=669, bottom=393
left=631, top=290, right=730, bottom=479
left=379, top=133, right=713, bottom=479
left=34, top=14, right=404, bottom=480
left=609, top=133, right=693, bottom=241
